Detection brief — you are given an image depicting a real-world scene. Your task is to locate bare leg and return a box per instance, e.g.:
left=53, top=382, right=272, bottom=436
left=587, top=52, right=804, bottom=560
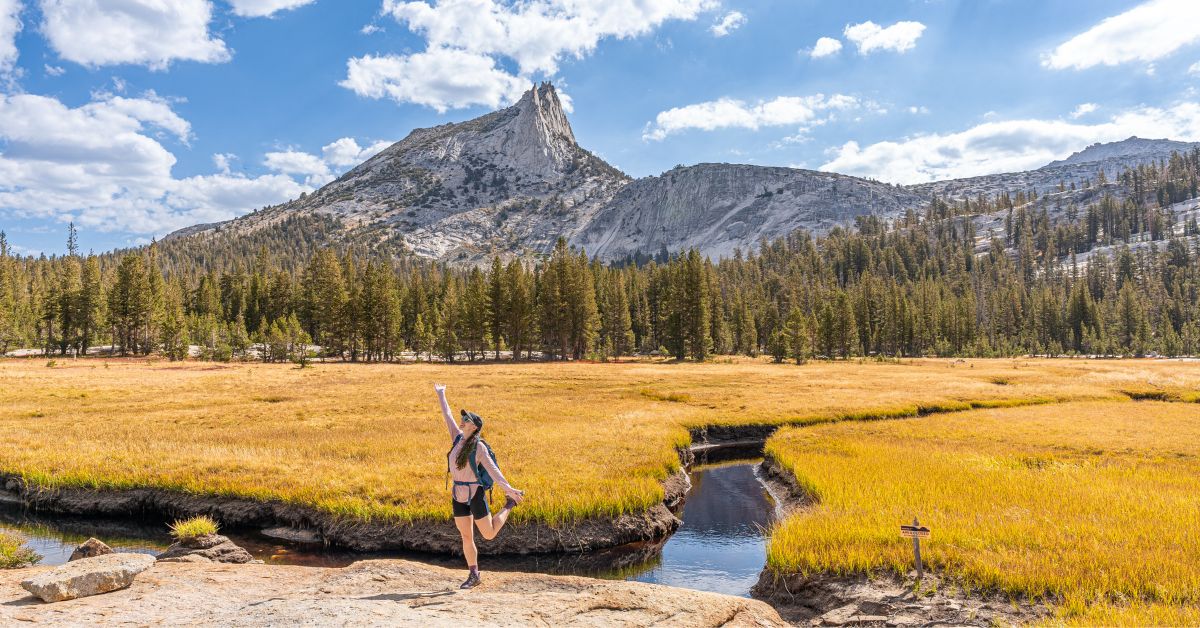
left=454, top=516, right=477, bottom=567
left=474, top=507, right=512, bottom=541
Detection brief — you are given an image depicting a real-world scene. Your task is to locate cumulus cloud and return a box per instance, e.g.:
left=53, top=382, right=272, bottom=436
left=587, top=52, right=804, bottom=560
left=843, top=20, right=925, bottom=55
left=0, top=92, right=306, bottom=235
left=341, top=48, right=529, bottom=112
left=43, top=63, right=64, bottom=76
left=819, top=102, right=1200, bottom=184
left=321, top=136, right=391, bottom=167
left=643, top=93, right=861, bottom=141
left=810, top=36, right=842, bottom=59
left=39, top=0, right=229, bottom=70
left=227, top=0, right=315, bottom=17
left=264, top=149, right=333, bottom=187
left=1043, top=0, right=1200, bottom=71
left=345, top=0, right=714, bottom=111
left=710, top=11, right=745, bottom=37
left=1070, top=102, right=1099, bottom=119
left=0, top=0, right=20, bottom=79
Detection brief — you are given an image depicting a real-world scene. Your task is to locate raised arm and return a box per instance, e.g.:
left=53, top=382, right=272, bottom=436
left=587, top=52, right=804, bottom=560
left=434, top=384, right=461, bottom=439
left=477, top=445, right=521, bottom=499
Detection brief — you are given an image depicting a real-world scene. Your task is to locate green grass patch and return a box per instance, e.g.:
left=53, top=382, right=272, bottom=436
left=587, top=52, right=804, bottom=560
left=169, top=515, right=219, bottom=540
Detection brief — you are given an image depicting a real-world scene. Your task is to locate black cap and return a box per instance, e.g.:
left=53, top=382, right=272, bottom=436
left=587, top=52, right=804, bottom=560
left=460, top=409, right=483, bottom=428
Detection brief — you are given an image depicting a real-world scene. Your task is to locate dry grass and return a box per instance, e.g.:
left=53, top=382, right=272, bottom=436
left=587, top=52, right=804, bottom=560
left=1, top=357, right=1198, bottom=526
left=765, top=400, right=1200, bottom=624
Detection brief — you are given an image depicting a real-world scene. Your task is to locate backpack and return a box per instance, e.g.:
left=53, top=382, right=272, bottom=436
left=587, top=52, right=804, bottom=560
left=448, top=434, right=501, bottom=499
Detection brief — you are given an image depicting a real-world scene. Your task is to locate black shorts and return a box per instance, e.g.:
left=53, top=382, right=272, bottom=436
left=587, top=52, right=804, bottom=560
left=452, top=487, right=490, bottom=519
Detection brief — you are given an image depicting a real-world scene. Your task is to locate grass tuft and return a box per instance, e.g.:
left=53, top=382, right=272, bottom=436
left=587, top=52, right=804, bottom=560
left=0, top=530, right=40, bottom=568
left=169, top=515, right=219, bottom=540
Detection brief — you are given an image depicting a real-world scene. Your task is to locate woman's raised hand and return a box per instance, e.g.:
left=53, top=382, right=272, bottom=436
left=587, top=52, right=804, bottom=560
left=434, top=383, right=446, bottom=394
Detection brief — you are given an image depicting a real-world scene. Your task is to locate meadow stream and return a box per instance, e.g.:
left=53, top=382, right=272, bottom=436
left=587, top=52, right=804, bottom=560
left=0, top=459, right=775, bottom=598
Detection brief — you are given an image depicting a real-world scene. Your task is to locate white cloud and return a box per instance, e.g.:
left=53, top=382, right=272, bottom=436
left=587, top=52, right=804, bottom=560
left=0, top=0, right=19, bottom=79
left=710, top=10, right=745, bottom=37
left=643, top=93, right=861, bottom=141
left=1070, top=102, right=1098, bottom=119
left=227, top=0, right=315, bottom=17
left=908, top=105, right=929, bottom=115
left=44, top=63, right=64, bottom=76
left=262, top=136, right=393, bottom=187
left=212, top=152, right=236, bottom=174
left=321, top=137, right=390, bottom=167
left=347, top=0, right=714, bottom=110
left=819, top=102, right=1200, bottom=184
left=1043, top=0, right=1200, bottom=71
left=843, top=20, right=925, bottom=55
left=264, top=149, right=333, bottom=187
left=1190, top=60, right=1200, bottom=75
left=810, top=36, right=842, bottom=59
left=0, top=92, right=305, bottom=235
left=341, top=48, right=529, bottom=112
left=39, top=0, right=229, bottom=70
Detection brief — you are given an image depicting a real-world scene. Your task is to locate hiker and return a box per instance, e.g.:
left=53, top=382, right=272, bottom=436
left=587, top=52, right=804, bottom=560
left=434, top=383, right=525, bottom=589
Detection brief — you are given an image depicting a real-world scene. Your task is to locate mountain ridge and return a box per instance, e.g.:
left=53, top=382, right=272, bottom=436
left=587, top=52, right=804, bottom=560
left=164, top=85, right=1196, bottom=263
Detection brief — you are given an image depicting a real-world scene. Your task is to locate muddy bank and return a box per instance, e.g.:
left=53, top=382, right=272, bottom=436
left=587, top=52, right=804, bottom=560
left=753, top=456, right=1049, bottom=626
left=1, top=558, right=786, bottom=627
left=0, top=468, right=689, bottom=557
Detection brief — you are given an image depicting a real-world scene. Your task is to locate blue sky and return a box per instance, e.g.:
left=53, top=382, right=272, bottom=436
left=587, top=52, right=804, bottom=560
left=2, top=0, right=1199, bottom=255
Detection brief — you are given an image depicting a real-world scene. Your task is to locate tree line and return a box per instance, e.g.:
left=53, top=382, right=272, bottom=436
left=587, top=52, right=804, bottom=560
left=3, top=152, right=1200, bottom=362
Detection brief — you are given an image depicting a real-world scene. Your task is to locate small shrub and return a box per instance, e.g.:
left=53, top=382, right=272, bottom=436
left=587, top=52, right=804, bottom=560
left=0, top=531, right=40, bottom=569
left=169, top=515, right=219, bottom=541
left=45, top=360, right=56, bottom=368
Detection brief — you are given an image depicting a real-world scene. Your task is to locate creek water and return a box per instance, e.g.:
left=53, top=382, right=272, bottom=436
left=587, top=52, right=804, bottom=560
left=1, top=460, right=774, bottom=598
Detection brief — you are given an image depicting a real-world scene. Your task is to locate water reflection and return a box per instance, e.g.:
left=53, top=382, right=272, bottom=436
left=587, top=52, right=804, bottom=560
left=630, top=460, right=775, bottom=597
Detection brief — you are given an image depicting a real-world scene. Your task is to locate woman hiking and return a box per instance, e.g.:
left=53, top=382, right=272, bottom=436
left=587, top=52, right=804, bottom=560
left=434, top=383, right=525, bottom=589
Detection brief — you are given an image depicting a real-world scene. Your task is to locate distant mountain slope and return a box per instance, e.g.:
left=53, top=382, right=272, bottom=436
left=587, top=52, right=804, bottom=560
left=908, top=137, right=1200, bottom=204
left=163, top=87, right=1199, bottom=264
left=572, top=163, right=925, bottom=261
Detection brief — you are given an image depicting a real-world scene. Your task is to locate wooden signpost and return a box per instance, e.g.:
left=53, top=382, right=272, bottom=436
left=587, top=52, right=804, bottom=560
left=900, top=517, right=931, bottom=580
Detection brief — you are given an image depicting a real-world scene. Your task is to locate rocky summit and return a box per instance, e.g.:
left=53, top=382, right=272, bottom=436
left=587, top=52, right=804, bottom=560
left=164, top=83, right=1199, bottom=264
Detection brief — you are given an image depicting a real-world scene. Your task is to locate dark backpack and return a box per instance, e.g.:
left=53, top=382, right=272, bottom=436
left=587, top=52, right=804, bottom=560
left=448, top=434, right=501, bottom=498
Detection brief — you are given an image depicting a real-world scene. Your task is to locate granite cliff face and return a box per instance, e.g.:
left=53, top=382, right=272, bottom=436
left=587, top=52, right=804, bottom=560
left=164, top=86, right=1198, bottom=264
left=572, top=163, right=924, bottom=261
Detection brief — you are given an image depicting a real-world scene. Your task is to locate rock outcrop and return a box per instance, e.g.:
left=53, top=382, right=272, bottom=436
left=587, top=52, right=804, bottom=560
left=157, top=534, right=254, bottom=564
left=2, top=558, right=786, bottom=626
left=67, top=538, right=113, bottom=562
left=572, top=163, right=924, bottom=261
left=19, top=553, right=155, bottom=603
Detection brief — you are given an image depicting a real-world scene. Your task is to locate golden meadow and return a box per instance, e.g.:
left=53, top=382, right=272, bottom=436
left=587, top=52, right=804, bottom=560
left=3, top=357, right=1200, bottom=619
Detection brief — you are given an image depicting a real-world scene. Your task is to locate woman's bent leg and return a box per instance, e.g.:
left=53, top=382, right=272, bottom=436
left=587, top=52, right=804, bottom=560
left=454, top=516, right=477, bottom=567
left=474, top=508, right=511, bottom=540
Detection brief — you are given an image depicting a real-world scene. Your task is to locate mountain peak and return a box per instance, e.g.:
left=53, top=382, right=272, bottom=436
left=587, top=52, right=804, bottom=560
left=509, top=81, right=577, bottom=160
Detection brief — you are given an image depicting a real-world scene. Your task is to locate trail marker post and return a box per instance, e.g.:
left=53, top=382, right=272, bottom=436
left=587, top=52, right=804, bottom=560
left=900, top=517, right=930, bottom=581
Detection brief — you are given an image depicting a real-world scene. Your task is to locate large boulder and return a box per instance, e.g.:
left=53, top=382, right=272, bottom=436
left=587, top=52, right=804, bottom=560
left=68, top=538, right=113, bottom=562
left=157, top=534, right=253, bottom=564
left=20, top=553, right=155, bottom=602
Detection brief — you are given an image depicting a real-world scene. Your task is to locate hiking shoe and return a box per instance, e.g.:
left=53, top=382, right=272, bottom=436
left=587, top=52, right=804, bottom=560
left=459, top=572, right=481, bottom=589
